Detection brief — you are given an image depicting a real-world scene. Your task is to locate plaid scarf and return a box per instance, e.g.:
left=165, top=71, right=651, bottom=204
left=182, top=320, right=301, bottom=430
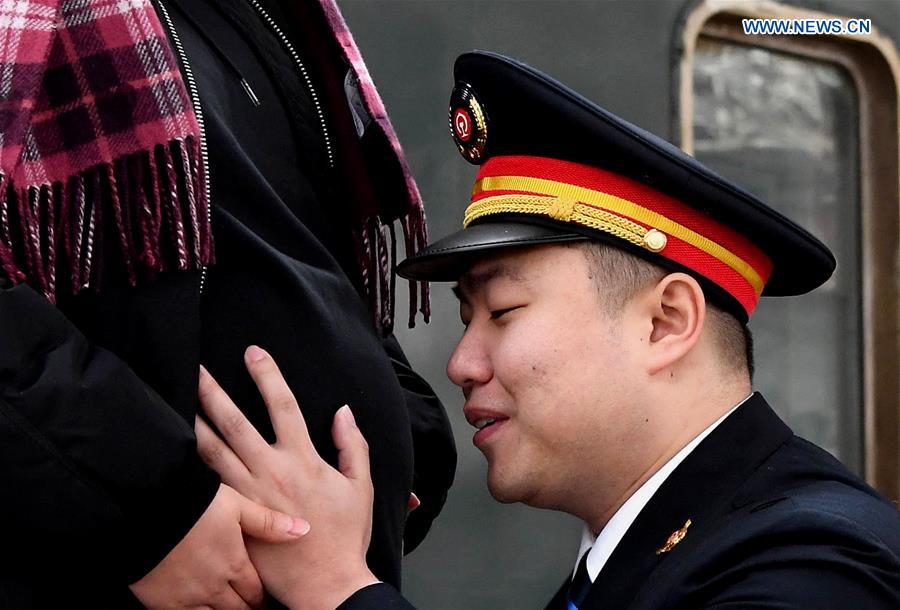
left=0, top=0, right=428, bottom=330
left=0, top=0, right=212, bottom=301
left=317, top=0, right=430, bottom=329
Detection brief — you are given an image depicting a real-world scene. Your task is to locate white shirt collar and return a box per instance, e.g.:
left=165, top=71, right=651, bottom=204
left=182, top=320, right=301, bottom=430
left=574, top=392, right=754, bottom=582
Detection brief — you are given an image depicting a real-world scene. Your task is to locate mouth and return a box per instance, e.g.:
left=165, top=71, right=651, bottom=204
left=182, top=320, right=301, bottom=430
left=472, top=416, right=501, bottom=431
left=465, top=410, right=509, bottom=448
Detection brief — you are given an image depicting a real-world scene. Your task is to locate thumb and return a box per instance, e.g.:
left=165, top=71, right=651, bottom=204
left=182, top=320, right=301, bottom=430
left=333, top=405, right=371, bottom=482
left=236, top=493, right=310, bottom=542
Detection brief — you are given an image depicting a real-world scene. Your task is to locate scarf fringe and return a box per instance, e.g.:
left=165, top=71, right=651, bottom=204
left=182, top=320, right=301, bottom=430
left=0, top=136, right=212, bottom=303
left=353, top=202, right=430, bottom=335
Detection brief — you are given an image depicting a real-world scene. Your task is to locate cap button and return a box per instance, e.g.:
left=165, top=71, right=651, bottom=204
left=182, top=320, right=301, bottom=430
left=643, top=229, right=667, bottom=252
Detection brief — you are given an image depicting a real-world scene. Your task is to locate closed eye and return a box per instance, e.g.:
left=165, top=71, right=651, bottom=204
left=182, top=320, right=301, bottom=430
left=490, top=306, right=522, bottom=320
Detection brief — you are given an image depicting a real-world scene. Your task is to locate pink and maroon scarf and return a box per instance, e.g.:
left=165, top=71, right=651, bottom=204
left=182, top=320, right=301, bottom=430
left=0, top=0, right=428, bottom=330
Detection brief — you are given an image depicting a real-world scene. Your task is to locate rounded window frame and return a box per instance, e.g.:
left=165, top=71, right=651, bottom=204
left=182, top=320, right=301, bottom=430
left=679, top=0, right=900, bottom=499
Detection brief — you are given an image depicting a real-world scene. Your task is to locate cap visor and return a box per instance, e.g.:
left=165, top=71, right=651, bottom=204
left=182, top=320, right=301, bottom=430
left=398, top=221, right=585, bottom=281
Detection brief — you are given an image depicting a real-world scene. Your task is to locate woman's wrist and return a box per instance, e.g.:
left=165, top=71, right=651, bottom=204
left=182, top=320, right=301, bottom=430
left=283, top=564, right=378, bottom=610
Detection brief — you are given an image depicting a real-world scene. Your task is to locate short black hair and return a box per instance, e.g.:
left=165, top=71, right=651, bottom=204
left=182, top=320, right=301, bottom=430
left=573, top=241, right=754, bottom=379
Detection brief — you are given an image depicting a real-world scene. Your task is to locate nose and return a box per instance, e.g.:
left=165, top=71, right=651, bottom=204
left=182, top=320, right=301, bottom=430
left=447, top=327, right=493, bottom=391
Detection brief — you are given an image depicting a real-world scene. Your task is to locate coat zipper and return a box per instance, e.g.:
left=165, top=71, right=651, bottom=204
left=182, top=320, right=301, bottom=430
left=155, top=0, right=213, bottom=295
left=245, top=0, right=335, bottom=170
left=156, top=0, right=336, bottom=293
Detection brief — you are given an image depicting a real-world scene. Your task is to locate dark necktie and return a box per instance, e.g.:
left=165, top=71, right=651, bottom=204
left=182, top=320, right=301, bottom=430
left=567, top=550, right=592, bottom=610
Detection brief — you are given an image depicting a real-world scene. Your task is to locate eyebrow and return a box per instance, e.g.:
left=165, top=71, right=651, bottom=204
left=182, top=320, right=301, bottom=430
left=452, top=263, right=525, bottom=303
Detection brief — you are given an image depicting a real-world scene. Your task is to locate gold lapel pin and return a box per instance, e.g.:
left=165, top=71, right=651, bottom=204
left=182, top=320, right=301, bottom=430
left=655, top=519, right=692, bottom=555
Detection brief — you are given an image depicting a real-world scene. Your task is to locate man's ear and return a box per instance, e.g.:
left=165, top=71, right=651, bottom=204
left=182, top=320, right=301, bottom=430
left=642, top=273, right=706, bottom=375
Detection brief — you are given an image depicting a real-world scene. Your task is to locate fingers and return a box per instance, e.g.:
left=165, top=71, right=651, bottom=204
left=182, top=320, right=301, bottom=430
left=228, top=547, right=266, bottom=610
left=407, top=492, right=421, bottom=515
left=195, top=416, right=252, bottom=489
left=212, top=586, right=253, bottom=610
left=234, top=488, right=310, bottom=542
left=332, top=406, right=371, bottom=483
left=243, top=346, right=314, bottom=451
left=199, top=366, right=270, bottom=470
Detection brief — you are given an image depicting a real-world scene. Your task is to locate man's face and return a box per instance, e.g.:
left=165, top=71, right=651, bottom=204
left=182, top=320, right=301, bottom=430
left=448, top=244, right=652, bottom=515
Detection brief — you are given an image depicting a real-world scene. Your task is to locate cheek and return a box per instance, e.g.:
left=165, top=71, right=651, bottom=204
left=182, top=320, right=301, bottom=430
left=492, top=322, right=559, bottom=390
left=508, top=308, right=612, bottom=381
left=533, top=326, right=631, bottom=436
left=494, top=329, right=587, bottom=427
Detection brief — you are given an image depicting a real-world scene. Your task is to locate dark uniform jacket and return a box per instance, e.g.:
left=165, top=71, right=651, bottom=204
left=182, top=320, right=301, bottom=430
left=0, top=1, right=456, bottom=607
left=340, top=394, right=900, bottom=609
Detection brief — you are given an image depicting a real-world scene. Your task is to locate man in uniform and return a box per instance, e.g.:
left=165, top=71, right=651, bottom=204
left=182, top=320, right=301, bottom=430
left=195, top=51, right=900, bottom=609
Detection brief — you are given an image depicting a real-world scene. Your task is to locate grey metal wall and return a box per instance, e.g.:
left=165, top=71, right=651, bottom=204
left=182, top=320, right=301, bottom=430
left=337, top=1, right=900, bottom=608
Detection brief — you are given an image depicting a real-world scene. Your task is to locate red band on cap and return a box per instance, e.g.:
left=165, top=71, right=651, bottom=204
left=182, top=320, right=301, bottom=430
left=470, top=156, right=774, bottom=317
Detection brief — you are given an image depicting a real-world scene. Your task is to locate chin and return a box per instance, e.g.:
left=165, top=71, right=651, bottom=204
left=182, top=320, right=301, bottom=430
left=486, top=469, right=535, bottom=505
left=488, top=473, right=569, bottom=513
left=487, top=484, right=520, bottom=504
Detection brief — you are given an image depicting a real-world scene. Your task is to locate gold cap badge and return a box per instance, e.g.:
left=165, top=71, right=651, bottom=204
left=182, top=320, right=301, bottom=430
left=655, top=518, right=692, bottom=555
left=449, top=82, right=489, bottom=164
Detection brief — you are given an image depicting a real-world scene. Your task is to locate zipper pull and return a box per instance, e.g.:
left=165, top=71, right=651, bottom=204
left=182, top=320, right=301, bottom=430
left=241, top=78, right=261, bottom=107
